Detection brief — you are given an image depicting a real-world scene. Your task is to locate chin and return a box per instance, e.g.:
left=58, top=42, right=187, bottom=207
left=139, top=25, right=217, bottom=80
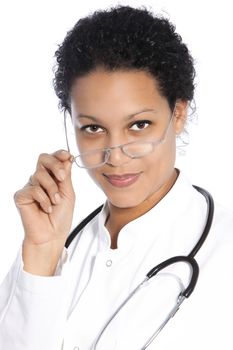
left=109, top=200, right=141, bottom=209
left=105, top=192, right=146, bottom=209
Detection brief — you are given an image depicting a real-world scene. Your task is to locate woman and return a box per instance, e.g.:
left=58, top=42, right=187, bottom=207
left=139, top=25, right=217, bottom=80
left=0, top=5, right=232, bottom=350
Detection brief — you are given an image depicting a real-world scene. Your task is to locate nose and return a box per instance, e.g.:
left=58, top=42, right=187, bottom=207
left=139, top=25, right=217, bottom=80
left=106, top=144, right=131, bottom=167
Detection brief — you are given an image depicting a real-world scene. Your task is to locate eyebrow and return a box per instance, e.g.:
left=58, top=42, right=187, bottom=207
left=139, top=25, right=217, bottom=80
left=77, top=108, right=158, bottom=122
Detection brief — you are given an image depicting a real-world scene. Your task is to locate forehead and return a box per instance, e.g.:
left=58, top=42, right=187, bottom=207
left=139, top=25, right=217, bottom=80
left=70, top=69, right=169, bottom=119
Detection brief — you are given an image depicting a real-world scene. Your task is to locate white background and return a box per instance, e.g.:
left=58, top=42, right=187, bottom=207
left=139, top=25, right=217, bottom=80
left=0, top=0, right=232, bottom=282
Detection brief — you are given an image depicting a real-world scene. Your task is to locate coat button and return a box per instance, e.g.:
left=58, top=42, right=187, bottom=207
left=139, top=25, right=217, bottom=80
left=106, top=259, right=112, bottom=267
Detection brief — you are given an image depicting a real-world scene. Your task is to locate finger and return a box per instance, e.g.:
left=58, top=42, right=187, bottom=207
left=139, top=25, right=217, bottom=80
left=51, top=150, right=74, bottom=194
left=27, top=175, right=34, bottom=187
left=52, top=149, right=74, bottom=162
left=56, top=156, right=75, bottom=199
left=37, top=152, right=70, bottom=182
left=29, top=169, right=61, bottom=205
left=15, top=185, right=53, bottom=214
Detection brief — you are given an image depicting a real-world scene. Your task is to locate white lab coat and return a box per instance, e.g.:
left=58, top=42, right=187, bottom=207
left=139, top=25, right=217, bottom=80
left=0, top=172, right=233, bottom=350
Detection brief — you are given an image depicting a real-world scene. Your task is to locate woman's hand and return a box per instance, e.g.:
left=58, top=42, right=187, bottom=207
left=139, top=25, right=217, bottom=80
left=14, top=150, right=75, bottom=275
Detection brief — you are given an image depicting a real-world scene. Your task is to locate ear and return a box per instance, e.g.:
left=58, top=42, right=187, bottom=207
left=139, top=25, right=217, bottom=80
left=173, top=100, right=189, bottom=135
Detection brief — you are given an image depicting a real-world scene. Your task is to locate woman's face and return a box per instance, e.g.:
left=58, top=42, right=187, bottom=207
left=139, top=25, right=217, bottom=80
left=70, top=69, right=187, bottom=208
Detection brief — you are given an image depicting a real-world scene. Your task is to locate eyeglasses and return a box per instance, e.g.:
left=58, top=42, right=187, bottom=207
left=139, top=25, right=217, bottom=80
left=64, top=108, right=176, bottom=169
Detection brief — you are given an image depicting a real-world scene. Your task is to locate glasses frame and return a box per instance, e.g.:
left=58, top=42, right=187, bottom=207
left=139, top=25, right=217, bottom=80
left=64, top=107, right=176, bottom=169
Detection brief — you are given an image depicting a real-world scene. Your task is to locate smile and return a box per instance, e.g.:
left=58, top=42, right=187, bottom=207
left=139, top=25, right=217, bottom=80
left=103, top=173, right=141, bottom=188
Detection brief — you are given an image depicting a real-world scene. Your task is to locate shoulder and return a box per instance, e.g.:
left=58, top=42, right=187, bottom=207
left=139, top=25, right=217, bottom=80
left=196, top=201, right=233, bottom=270
left=202, top=201, right=233, bottom=263
left=213, top=202, right=233, bottom=231
left=178, top=171, right=233, bottom=230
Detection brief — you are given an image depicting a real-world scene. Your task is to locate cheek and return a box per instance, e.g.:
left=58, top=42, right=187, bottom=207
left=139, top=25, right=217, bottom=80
left=87, top=168, right=103, bottom=189
left=142, top=155, right=175, bottom=196
left=145, top=137, right=176, bottom=174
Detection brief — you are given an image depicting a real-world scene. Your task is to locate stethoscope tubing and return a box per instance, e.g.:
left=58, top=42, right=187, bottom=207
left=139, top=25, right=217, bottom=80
left=64, top=186, right=214, bottom=349
left=189, top=185, right=214, bottom=258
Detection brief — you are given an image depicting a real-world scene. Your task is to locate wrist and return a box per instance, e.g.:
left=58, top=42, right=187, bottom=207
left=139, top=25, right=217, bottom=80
left=22, top=239, right=65, bottom=276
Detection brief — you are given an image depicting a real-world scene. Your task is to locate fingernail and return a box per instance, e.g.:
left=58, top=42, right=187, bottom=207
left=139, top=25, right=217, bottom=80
left=58, top=169, right=66, bottom=181
left=54, top=192, right=61, bottom=204
left=69, top=155, right=74, bottom=163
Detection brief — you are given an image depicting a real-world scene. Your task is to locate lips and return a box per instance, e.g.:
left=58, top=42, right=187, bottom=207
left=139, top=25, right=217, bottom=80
left=103, top=173, right=141, bottom=187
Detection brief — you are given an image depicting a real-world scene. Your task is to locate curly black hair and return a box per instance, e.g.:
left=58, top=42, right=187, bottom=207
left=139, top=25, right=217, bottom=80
left=53, top=5, right=195, bottom=114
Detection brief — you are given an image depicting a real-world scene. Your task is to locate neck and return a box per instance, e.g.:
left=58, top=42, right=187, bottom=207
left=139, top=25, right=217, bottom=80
left=105, top=169, right=179, bottom=249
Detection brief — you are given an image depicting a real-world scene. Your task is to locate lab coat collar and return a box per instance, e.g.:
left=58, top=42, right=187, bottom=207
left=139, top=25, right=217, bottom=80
left=96, top=170, right=204, bottom=253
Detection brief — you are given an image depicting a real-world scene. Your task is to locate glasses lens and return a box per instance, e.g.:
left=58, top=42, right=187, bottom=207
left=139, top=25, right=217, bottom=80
left=64, top=115, right=107, bottom=169
left=75, top=150, right=108, bottom=169
left=123, top=141, right=155, bottom=158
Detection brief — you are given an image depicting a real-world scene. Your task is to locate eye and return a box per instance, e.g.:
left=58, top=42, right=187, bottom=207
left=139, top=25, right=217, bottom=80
left=80, top=124, right=104, bottom=134
left=130, top=120, right=151, bottom=131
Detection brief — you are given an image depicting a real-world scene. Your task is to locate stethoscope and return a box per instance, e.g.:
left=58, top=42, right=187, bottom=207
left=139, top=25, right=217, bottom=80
left=64, top=185, right=214, bottom=349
